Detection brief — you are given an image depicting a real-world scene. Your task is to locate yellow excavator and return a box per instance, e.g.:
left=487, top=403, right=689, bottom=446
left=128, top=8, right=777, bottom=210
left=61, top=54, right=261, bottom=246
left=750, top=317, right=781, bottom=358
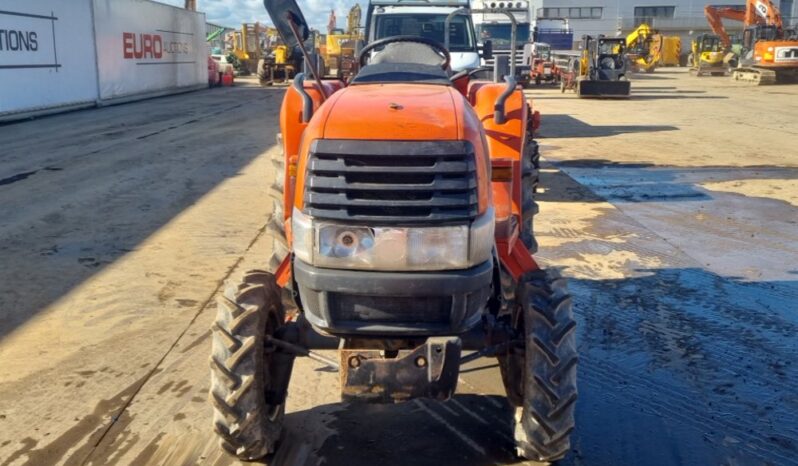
left=688, top=33, right=729, bottom=76
left=625, top=24, right=681, bottom=72
left=626, top=24, right=660, bottom=72
left=321, top=5, right=363, bottom=79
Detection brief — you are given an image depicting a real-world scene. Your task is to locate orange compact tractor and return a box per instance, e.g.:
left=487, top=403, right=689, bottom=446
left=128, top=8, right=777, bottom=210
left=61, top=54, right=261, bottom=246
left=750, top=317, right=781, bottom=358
left=209, top=0, right=577, bottom=462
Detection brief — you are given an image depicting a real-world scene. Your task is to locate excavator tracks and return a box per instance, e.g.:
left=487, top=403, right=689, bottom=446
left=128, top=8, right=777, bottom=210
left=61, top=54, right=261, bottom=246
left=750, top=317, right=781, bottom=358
left=732, top=67, right=777, bottom=85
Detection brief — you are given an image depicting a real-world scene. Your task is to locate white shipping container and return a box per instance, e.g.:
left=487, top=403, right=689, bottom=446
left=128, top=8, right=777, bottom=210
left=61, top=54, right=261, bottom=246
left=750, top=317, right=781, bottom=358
left=0, top=0, right=98, bottom=119
left=92, top=0, right=207, bottom=101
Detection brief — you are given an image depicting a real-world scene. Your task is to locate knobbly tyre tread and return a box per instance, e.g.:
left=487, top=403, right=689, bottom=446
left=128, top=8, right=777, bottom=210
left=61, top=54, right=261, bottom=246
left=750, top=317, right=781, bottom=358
left=268, top=146, right=288, bottom=271
left=209, top=270, right=286, bottom=460
left=266, top=142, right=297, bottom=314
left=512, top=269, right=578, bottom=462
left=520, top=138, right=540, bottom=253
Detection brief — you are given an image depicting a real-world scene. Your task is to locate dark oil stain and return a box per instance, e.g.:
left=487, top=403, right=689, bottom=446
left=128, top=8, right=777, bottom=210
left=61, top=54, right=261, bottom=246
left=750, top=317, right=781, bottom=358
left=175, top=298, right=199, bottom=308
left=157, top=381, right=174, bottom=395
left=173, top=380, right=188, bottom=391
left=191, top=396, right=205, bottom=403
left=179, top=329, right=210, bottom=354
left=39, top=245, right=59, bottom=256
left=173, top=413, right=186, bottom=421
left=13, top=374, right=146, bottom=466
left=0, top=170, right=39, bottom=186
left=77, top=257, right=101, bottom=268
left=176, top=385, right=193, bottom=398
left=172, top=380, right=193, bottom=398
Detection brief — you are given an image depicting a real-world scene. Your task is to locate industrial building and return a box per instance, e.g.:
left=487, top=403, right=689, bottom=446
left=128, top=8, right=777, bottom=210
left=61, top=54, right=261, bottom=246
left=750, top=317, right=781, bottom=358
left=530, top=0, right=795, bottom=46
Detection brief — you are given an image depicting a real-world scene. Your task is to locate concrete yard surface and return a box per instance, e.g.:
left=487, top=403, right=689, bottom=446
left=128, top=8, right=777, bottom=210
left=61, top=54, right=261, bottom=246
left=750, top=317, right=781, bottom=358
left=0, top=71, right=797, bottom=465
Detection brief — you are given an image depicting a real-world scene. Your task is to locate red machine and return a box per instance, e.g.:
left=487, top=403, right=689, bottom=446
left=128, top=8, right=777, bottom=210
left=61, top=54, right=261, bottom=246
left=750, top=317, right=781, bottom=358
left=528, top=42, right=561, bottom=85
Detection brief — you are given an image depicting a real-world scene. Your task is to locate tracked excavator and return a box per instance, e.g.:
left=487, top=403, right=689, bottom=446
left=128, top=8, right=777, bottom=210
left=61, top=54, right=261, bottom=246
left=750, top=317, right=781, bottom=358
left=688, top=33, right=729, bottom=76
left=625, top=24, right=661, bottom=73
left=705, top=0, right=798, bottom=84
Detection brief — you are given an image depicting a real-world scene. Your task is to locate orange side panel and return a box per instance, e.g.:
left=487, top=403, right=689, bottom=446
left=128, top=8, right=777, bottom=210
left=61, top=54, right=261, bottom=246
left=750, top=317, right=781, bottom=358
left=754, top=40, right=798, bottom=67
left=279, top=80, right=344, bottom=227
left=455, top=92, right=491, bottom=215
left=497, top=235, right=540, bottom=280
left=468, top=82, right=528, bottom=222
left=468, top=82, right=528, bottom=161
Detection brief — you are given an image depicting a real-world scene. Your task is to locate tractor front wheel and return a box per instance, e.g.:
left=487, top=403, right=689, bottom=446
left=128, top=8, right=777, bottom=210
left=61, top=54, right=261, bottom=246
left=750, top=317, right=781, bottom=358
left=209, top=271, right=290, bottom=460
left=500, top=269, right=578, bottom=462
left=520, top=138, right=540, bottom=253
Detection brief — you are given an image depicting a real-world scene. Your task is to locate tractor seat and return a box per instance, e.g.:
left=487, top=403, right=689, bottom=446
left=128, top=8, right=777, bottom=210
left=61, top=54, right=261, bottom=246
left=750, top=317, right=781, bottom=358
left=351, top=62, right=451, bottom=85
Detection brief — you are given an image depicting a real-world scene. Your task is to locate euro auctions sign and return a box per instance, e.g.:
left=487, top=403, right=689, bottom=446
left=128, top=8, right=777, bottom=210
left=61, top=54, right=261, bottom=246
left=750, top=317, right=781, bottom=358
left=0, top=9, right=60, bottom=70
left=121, top=31, right=193, bottom=62
left=1, top=1, right=98, bottom=118
left=93, top=0, right=206, bottom=100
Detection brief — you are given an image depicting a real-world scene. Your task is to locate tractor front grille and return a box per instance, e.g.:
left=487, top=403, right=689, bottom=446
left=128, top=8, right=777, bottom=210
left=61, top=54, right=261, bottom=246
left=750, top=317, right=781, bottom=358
left=304, top=140, right=478, bottom=224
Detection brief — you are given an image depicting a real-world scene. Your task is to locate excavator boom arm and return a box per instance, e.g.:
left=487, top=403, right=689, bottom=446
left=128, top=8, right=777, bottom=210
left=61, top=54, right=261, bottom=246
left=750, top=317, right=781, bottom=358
left=705, top=0, right=785, bottom=49
left=704, top=5, right=745, bottom=48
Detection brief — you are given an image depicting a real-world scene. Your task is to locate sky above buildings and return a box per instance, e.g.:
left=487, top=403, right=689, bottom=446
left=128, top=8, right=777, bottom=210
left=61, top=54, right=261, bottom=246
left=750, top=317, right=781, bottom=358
left=158, top=0, right=363, bottom=29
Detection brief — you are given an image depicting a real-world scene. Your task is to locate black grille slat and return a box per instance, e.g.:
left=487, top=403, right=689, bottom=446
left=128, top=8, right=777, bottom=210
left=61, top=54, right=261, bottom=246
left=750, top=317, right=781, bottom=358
left=305, top=207, right=473, bottom=222
left=308, top=176, right=477, bottom=192
left=310, top=158, right=474, bottom=174
left=304, top=140, right=478, bottom=223
left=306, top=191, right=477, bottom=208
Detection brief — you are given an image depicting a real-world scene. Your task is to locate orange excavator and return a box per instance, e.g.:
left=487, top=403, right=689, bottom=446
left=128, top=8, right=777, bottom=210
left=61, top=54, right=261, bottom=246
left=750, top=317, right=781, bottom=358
left=705, top=0, right=798, bottom=84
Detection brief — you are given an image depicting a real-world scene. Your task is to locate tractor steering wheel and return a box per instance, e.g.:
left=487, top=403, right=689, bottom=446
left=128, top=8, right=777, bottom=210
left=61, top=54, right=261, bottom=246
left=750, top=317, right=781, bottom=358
left=358, top=35, right=451, bottom=70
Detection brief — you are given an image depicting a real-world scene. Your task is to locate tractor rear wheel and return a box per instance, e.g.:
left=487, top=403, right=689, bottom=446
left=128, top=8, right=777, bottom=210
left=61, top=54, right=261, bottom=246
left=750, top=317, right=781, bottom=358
left=209, top=271, right=288, bottom=460
left=499, top=269, right=577, bottom=462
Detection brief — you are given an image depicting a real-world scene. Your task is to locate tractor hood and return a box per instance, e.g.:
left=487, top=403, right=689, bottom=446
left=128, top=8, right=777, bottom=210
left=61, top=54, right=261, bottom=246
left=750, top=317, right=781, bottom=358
left=321, top=84, right=460, bottom=141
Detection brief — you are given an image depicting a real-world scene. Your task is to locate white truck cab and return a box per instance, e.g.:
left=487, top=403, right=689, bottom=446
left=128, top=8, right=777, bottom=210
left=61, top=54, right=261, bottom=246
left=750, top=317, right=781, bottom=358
left=365, top=0, right=481, bottom=71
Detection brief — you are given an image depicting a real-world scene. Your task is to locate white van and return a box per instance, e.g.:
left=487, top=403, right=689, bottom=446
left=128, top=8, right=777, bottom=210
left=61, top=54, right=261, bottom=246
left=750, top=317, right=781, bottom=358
left=365, top=0, right=481, bottom=71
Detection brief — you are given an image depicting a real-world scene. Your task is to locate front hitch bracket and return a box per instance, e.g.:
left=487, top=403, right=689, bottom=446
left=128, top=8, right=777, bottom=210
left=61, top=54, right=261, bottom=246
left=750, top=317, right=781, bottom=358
left=340, top=337, right=462, bottom=403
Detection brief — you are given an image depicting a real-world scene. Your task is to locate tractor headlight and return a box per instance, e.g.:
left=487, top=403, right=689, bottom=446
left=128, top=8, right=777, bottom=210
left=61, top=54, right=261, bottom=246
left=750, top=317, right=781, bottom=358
left=291, top=207, right=494, bottom=271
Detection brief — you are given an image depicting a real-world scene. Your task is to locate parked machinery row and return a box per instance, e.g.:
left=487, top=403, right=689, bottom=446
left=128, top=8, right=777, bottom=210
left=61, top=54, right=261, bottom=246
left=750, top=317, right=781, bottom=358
left=703, top=0, right=798, bottom=84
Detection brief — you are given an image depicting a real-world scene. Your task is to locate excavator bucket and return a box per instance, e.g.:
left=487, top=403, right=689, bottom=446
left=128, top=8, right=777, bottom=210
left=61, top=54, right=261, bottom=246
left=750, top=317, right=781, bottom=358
left=576, top=79, right=631, bottom=98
